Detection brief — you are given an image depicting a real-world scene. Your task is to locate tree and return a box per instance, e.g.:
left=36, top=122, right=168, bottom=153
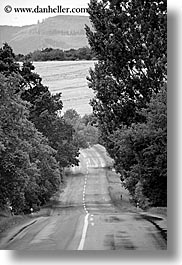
left=0, top=43, right=80, bottom=170
left=0, top=42, right=20, bottom=75
left=63, top=109, right=99, bottom=148
left=19, top=62, right=81, bottom=169
left=17, top=47, right=95, bottom=62
left=0, top=74, right=30, bottom=211
left=110, top=86, right=167, bottom=207
left=63, top=109, right=89, bottom=149
left=0, top=74, right=61, bottom=213
left=86, top=0, right=167, bottom=137
left=0, top=43, right=82, bottom=213
left=86, top=0, right=167, bottom=207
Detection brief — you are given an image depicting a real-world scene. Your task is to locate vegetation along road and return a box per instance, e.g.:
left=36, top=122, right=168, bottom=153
left=0, top=145, right=167, bottom=250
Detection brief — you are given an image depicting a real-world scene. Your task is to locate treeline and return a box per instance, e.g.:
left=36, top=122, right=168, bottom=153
left=0, top=43, right=96, bottom=214
left=16, top=47, right=96, bottom=62
left=86, top=0, right=167, bottom=208
left=63, top=109, right=99, bottom=149
left=42, top=29, right=86, bottom=36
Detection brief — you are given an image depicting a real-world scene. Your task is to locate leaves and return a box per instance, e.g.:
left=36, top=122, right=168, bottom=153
left=63, top=109, right=99, bottom=148
left=87, top=0, right=167, bottom=127
left=109, top=87, right=167, bottom=207
left=86, top=0, right=167, bottom=207
left=0, top=73, right=63, bottom=212
left=16, top=47, right=95, bottom=61
left=0, top=43, right=82, bottom=213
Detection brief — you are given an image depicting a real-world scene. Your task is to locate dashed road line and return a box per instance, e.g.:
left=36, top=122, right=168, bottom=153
left=78, top=157, right=91, bottom=250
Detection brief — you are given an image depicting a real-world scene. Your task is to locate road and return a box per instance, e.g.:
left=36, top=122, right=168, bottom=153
left=0, top=145, right=167, bottom=250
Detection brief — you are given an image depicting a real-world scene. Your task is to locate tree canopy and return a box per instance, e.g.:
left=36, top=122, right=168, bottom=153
left=86, top=0, right=167, bottom=208
left=16, top=46, right=96, bottom=62
left=63, top=109, right=99, bottom=148
left=0, top=74, right=61, bottom=213
left=0, top=43, right=82, bottom=213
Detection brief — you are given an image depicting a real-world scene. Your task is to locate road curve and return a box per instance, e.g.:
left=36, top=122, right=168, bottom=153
left=0, top=145, right=167, bottom=250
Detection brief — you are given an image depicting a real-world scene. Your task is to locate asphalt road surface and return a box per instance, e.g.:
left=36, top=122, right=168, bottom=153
left=0, top=146, right=167, bottom=250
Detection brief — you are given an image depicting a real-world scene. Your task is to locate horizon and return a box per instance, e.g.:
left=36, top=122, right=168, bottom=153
left=0, top=14, right=90, bottom=28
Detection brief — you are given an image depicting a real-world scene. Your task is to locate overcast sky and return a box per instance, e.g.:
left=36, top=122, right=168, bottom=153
left=0, top=0, right=90, bottom=26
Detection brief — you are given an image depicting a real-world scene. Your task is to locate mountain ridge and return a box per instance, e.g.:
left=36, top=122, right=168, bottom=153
left=0, top=15, right=91, bottom=54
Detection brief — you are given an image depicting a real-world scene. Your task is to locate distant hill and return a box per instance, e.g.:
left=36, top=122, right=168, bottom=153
left=0, top=15, right=91, bottom=54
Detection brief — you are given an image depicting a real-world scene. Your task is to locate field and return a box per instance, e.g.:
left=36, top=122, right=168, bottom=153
left=33, top=60, right=96, bottom=116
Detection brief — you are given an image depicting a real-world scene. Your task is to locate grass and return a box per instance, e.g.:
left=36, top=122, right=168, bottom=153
left=0, top=213, right=30, bottom=238
left=106, top=169, right=138, bottom=213
left=145, top=207, right=167, bottom=217
left=0, top=189, right=63, bottom=240
left=95, top=144, right=167, bottom=217
left=106, top=169, right=167, bottom=218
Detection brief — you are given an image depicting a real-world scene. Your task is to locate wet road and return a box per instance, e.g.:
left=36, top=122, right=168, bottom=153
left=0, top=146, right=167, bottom=250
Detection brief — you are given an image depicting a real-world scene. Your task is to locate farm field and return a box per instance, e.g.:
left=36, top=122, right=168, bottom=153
left=33, top=60, right=96, bottom=116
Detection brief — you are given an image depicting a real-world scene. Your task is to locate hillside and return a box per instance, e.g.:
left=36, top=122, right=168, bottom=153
left=0, top=15, right=91, bottom=54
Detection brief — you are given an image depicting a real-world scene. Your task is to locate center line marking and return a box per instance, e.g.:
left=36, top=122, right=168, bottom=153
left=77, top=213, right=89, bottom=250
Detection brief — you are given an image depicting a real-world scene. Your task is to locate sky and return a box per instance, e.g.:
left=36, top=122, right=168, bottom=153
left=0, top=0, right=90, bottom=26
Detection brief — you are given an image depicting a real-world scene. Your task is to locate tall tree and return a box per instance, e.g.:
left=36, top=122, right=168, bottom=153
left=110, top=86, right=167, bottom=207
left=0, top=74, right=61, bottom=213
left=86, top=0, right=167, bottom=207
left=0, top=42, right=20, bottom=75
left=0, top=43, right=79, bottom=170
left=86, top=0, right=167, bottom=139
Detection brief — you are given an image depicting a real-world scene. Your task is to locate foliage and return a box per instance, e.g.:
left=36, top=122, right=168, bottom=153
left=0, top=43, right=81, bottom=213
left=111, top=87, right=167, bottom=207
left=0, top=43, right=20, bottom=75
left=86, top=0, right=167, bottom=207
left=21, top=84, right=80, bottom=168
left=0, top=43, right=80, bottom=171
left=16, top=46, right=96, bottom=62
left=86, top=0, right=167, bottom=128
left=0, top=74, right=61, bottom=213
left=63, top=109, right=99, bottom=147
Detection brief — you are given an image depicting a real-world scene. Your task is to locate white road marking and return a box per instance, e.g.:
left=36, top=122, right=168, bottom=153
left=90, top=217, right=94, bottom=222
left=92, top=147, right=106, bottom=167
left=82, top=151, right=87, bottom=158
left=77, top=213, right=89, bottom=250
left=78, top=151, right=91, bottom=250
left=91, top=222, right=94, bottom=226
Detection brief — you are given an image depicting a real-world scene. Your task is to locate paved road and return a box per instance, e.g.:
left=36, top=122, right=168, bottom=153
left=0, top=146, right=167, bottom=250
